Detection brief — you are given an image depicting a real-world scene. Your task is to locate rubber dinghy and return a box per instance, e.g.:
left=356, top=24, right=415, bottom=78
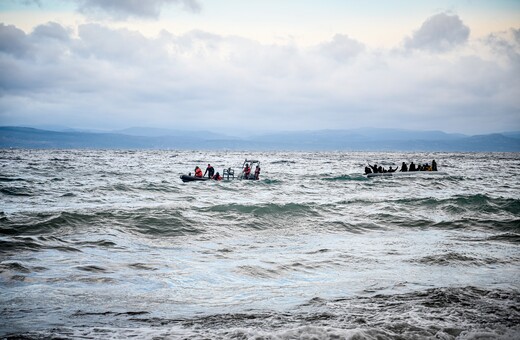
left=180, top=175, right=210, bottom=183
left=366, top=171, right=447, bottom=178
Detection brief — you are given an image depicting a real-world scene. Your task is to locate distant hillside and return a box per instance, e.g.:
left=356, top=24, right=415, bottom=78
left=1, top=126, right=519, bottom=151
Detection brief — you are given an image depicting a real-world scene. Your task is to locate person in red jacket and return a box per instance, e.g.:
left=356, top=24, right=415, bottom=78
left=212, top=172, right=222, bottom=180
left=194, top=166, right=203, bottom=178
left=243, top=163, right=251, bottom=179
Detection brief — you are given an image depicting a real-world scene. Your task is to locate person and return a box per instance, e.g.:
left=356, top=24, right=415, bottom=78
left=243, top=163, right=251, bottom=179
left=364, top=166, right=372, bottom=175
left=254, top=165, right=261, bottom=180
left=212, top=172, right=222, bottom=180
left=432, top=160, right=437, bottom=171
left=409, top=162, right=416, bottom=171
left=388, top=166, right=398, bottom=172
left=194, top=166, right=203, bottom=178
left=400, top=162, right=408, bottom=172
left=204, top=164, right=215, bottom=178
left=378, top=165, right=384, bottom=173
left=369, top=163, right=379, bottom=173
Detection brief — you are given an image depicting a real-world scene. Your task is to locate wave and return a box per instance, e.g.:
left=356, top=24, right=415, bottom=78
left=413, top=252, right=507, bottom=266
left=202, top=202, right=320, bottom=218
left=0, top=208, right=203, bottom=238
left=0, top=187, right=33, bottom=196
left=322, top=174, right=368, bottom=181
left=42, top=286, right=514, bottom=340
left=270, top=160, right=297, bottom=164
left=0, top=237, right=81, bottom=254
left=0, top=176, right=27, bottom=182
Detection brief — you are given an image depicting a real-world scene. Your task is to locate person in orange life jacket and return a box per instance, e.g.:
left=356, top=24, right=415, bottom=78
left=254, top=165, right=260, bottom=180
left=204, top=164, right=215, bottom=178
left=212, top=172, right=222, bottom=180
left=194, top=166, right=203, bottom=178
left=243, top=163, right=251, bottom=178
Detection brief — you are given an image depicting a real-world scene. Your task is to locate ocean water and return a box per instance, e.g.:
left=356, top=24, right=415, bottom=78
left=1, top=149, right=519, bottom=339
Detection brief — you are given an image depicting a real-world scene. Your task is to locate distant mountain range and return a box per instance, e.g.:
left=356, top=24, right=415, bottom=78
left=1, top=126, right=519, bottom=151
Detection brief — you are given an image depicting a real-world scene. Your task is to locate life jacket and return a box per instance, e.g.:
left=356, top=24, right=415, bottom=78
left=195, top=168, right=203, bottom=177
left=213, top=174, right=222, bottom=180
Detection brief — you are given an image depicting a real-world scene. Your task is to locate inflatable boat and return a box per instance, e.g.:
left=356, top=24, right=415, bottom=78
left=366, top=171, right=447, bottom=178
left=180, top=175, right=210, bottom=182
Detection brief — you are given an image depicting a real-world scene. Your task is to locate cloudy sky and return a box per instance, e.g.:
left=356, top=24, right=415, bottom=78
left=0, top=0, right=519, bottom=134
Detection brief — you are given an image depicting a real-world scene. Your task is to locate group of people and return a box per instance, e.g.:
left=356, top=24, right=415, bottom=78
left=364, top=160, right=437, bottom=174
left=193, top=164, right=222, bottom=180
left=242, top=163, right=261, bottom=180
left=192, top=163, right=261, bottom=180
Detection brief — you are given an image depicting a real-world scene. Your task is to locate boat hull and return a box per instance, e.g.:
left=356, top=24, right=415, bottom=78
left=180, top=175, right=209, bottom=182
left=366, top=171, right=447, bottom=178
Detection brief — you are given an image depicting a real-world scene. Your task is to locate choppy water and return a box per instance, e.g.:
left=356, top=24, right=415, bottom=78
left=1, top=149, right=519, bottom=339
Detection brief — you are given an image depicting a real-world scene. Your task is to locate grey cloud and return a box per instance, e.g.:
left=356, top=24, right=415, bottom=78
left=316, top=34, right=365, bottom=62
left=76, top=0, right=201, bottom=20
left=0, top=24, right=31, bottom=57
left=1, top=22, right=519, bottom=134
left=32, top=22, right=71, bottom=41
left=405, top=13, right=470, bottom=52
left=8, top=0, right=41, bottom=5
left=484, top=28, right=520, bottom=64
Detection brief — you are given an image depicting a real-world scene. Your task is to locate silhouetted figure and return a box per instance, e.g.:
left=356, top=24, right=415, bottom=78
left=204, top=164, right=215, bottom=178
left=409, top=162, right=416, bottom=171
left=432, top=160, right=437, bottom=171
left=400, top=162, right=408, bottom=172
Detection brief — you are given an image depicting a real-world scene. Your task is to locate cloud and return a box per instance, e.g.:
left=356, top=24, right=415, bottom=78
left=75, top=0, right=201, bottom=20
left=316, top=34, right=365, bottom=62
left=0, top=23, right=31, bottom=57
left=0, top=19, right=518, bottom=134
left=404, top=13, right=470, bottom=52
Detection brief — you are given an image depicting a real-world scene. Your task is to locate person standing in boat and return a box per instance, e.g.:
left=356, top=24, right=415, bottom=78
left=409, top=162, right=416, bottom=171
left=243, top=163, right=251, bottom=179
left=400, top=162, right=408, bottom=172
left=368, top=163, right=379, bottom=173
left=204, top=164, right=215, bottom=178
left=432, top=160, right=438, bottom=171
left=194, top=166, right=203, bottom=178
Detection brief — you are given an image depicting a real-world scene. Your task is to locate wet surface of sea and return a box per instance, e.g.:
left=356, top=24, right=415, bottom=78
left=1, top=150, right=519, bottom=339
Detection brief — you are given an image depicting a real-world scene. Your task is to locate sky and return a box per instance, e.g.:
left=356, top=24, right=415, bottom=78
left=0, top=0, right=519, bottom=135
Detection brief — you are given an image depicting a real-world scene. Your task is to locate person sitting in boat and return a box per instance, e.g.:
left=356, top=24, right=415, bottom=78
left=212, top=172, right=222, bottom=180
left=204, top=164, right=215, bottom=178
left=254, top=165, right=261, bottom=180
left=194, top=166, right=203, bottom=178
left=364, top=166, right=372, bottom=175
left=400, top=162, right=408, bottom=172
left=423, top=163, right=432, bottom=171
left=368, top=164, right=379, bottom=173
left=378, top=165, right=384, bottom=173
left=432, top=160, right=437, bottom=171
left=243, top=163, right=251, bottom=179
left=388, top=166, right=398, bottom=172
left=409, top=162, right=416, bottom=171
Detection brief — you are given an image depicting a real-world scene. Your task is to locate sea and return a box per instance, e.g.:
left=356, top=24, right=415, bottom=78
left=1, top=149, right=519, bottom=339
